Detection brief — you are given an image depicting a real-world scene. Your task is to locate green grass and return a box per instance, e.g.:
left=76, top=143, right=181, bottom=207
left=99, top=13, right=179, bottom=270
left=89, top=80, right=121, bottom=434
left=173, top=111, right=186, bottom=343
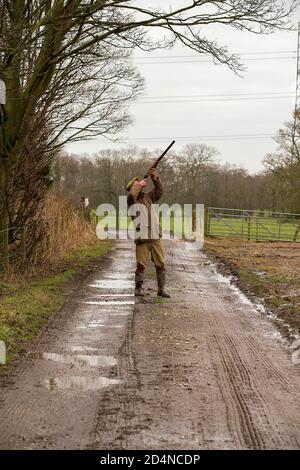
left=208, top=216, right=300, bottom=242
left=0, top=240, right=111, bottom=365
left=154, top=297, right=167, bottom=304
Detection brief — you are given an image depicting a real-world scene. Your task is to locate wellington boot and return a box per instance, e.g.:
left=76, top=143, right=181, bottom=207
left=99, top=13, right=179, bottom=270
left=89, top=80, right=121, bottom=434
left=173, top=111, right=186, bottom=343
left=157, top=270, right=170, bottom=298
left=135, top=272, right=144, bottom=296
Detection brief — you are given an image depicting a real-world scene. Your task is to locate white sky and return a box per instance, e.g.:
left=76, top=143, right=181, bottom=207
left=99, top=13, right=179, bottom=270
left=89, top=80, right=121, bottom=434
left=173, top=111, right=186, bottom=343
left=66, top=2, right=299, bottom=174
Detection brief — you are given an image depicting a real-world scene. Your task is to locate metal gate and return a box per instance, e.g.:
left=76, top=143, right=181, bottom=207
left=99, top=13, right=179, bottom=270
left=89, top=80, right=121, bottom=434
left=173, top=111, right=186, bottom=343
left=205, top=207, right=300, bottom=242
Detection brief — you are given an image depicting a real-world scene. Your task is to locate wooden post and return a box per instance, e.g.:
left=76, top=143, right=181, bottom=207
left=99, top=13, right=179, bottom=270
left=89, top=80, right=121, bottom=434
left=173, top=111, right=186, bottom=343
left=255, top=214, right=259, bottom=242
left=204, top=207, right=209, bottom=237
left=293, top=223, right=300, bottom=242
left=247, top=216, right=251, bottom=241
left=81, top=196, right=91, bottom=222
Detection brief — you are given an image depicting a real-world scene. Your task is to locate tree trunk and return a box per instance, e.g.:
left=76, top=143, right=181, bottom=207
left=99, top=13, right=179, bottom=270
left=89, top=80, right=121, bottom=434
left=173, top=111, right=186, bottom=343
left=0, top=168, right=9, bottom=274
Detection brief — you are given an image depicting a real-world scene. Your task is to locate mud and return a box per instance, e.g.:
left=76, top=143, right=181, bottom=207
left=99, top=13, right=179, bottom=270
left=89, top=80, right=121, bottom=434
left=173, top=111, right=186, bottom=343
left=0, top=240, right=299, bottom=449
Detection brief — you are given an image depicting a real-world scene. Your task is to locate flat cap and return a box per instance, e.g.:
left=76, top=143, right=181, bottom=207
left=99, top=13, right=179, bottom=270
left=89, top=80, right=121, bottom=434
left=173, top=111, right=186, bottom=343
left=126, top=177, right=140, bottom=191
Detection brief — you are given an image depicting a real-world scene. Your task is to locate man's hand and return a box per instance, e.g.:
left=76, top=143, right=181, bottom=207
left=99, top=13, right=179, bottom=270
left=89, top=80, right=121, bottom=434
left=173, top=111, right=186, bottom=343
left=130, top=178, right=148, bottom=195
left=139, top=178, right=148, bottom=188
left=149, top=168, right=158, bottom=180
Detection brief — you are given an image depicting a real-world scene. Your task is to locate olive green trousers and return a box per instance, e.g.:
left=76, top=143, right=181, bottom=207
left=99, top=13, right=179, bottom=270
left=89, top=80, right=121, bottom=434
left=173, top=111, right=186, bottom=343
left=136, top=239, right=165, bottom=270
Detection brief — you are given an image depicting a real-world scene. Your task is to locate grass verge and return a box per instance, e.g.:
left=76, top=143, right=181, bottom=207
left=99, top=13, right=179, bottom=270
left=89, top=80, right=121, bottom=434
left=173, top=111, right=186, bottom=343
left=0, top=240, right=111, bottom=365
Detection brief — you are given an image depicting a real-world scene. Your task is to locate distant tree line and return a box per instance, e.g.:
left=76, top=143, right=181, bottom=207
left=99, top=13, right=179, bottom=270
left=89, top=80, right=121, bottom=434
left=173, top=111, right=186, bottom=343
left=53, top=142, right=296, bottom=212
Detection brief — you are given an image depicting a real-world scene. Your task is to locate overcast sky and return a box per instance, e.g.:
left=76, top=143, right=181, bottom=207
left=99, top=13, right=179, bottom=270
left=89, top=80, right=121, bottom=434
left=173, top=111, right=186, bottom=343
left=66, top=2, right=299, bottom=174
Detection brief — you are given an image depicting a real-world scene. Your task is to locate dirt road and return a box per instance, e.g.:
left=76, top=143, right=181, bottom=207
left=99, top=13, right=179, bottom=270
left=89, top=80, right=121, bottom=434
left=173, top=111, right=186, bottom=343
left=0, top=239, right=299, bottom=450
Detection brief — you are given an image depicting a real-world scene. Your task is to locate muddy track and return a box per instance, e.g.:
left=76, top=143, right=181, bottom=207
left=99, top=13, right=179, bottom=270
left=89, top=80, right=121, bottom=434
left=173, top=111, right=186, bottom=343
left=0, top=240, right=299, bottom=449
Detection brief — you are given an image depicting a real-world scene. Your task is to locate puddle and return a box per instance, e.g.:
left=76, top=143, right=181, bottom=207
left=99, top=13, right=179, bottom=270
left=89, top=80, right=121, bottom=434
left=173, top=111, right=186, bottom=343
left=76, top=320, right=126, bottom=329
left=76, top=325, right=105, bottom=331
left=93, top=294, right=134, bottom=297
left=255, top=303, right=266, bottom=313
left=263, top=330, right=284, bottom=341
left=76, top=324, right=104, bottom=329
left=71, top=346, right=98, bottom=352
left=173, top=262, right=200, bottom=267
left=103, top=273, right=133, bottom=279
left=44, top=376, right=120, bottom=391
left=98, top=312, right=130, bottom=316
left=113, top=251, right=133, bottom=257
left=211, top=266, right=294, bottom=342
left=84, top=300, right=134, bottom=306
left=88, top=323, right=123, bottom=329
left=88, top=280, right=134, bottom=289
left=213, top=272, right=253, bottom=306
left=32, top=352, right=117, bottom=367
left=81, top=319, right=105, bottom=325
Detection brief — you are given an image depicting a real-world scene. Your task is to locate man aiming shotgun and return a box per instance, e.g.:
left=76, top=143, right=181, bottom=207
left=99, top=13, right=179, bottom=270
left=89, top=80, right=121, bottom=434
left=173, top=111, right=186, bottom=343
left=127, top=140, right=175, bottom=298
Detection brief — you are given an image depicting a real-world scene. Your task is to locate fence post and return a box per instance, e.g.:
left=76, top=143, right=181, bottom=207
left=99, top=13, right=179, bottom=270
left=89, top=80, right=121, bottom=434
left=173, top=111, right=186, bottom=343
left=81, top=196, right=91, bottom=222
left=293, top=223, right=300, bottom=242
left=255, top=214, right=259, bottom=241
left=247, top=216, right=251, bottom=241
left=204, top=207, right=209, bottom=237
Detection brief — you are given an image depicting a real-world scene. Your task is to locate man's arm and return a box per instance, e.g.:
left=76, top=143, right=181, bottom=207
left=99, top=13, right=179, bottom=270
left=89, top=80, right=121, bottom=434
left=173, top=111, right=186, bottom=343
left=147, top=169, right=164, bottom=202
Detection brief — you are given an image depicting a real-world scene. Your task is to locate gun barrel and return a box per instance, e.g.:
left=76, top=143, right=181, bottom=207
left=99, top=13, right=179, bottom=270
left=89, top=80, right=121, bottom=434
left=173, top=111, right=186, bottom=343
left=144, top=140, right=175, bottom=178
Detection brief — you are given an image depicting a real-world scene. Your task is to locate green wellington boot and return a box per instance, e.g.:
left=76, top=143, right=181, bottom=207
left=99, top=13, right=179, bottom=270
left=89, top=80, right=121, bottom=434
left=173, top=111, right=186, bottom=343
left=157, top=270, right=171, bottom=298
left=135, top=272, right=144, bottom=296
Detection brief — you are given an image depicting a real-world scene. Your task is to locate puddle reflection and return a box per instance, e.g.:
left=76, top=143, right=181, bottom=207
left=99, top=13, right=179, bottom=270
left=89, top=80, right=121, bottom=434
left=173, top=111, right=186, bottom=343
left=44, top=375, right=120, bottom=391
left=71, top=346, right=98, bottom=352
left=89, top=280, right=134, bottom=289
left=32, top=352, right=117, bottom=367
left=93, top=294, right=133, bottom=298
left=84, top=300, right=134, bottom=306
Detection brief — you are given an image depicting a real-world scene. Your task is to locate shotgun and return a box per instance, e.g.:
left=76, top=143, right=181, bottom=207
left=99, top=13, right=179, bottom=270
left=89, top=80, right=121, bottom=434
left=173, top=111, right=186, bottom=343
left=143, top=140, right=175, bottom=179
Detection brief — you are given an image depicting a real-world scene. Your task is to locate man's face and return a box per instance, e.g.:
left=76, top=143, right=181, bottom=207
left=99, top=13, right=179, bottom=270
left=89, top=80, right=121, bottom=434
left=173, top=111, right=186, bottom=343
left=132, top=178, right=148, bottom=192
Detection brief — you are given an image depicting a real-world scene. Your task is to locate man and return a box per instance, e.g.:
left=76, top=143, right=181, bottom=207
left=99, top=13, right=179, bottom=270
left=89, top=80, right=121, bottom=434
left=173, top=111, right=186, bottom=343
left=127, top=168, right=170, bottom=298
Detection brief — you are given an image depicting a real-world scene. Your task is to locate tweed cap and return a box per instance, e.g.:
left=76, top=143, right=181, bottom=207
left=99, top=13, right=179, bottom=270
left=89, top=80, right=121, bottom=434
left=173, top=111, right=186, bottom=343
left=126, top=177, right=140, bottom=191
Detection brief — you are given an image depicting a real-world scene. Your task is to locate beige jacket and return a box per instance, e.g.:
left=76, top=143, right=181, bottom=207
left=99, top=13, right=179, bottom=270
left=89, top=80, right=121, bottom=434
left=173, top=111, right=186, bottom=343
left=127, top=177, right=164, bottom=243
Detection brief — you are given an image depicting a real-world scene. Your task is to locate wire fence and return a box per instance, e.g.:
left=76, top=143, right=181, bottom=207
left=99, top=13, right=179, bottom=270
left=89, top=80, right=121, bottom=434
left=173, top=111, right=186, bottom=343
left=205, top=207, right=300, bottom=242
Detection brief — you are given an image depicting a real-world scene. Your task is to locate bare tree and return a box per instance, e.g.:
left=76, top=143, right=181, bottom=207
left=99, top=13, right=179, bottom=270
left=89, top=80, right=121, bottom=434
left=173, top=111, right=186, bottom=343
left=264, top=110, right=300, bottom=211
left=0, top=0, right=297, bottom=271
left=176, top=144, right=219, bottom=203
